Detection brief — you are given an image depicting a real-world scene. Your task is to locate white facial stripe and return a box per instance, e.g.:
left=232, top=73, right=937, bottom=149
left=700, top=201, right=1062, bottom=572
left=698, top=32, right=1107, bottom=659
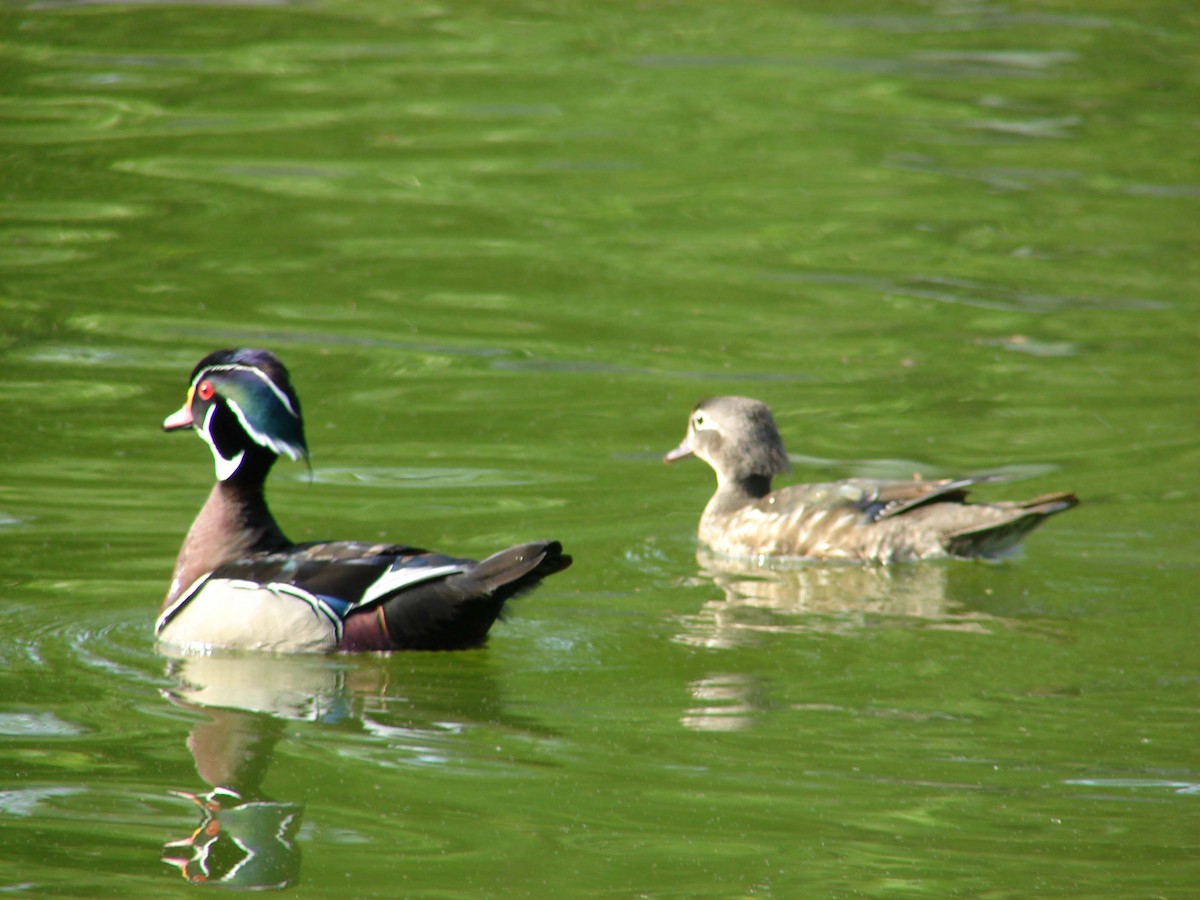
left=199, top=404, right=246, bottom=480
left=226, top=398, right=305, bottom=460
left=194, top=363, right=300, bottom=419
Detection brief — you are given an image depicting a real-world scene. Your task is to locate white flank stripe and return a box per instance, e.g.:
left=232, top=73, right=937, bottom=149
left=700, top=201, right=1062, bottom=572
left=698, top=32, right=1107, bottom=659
left=266, top=583, right=344, bottom=643
left=156, top=573, right=213, bottom=633
left=361, top=563, right=467, bottom=606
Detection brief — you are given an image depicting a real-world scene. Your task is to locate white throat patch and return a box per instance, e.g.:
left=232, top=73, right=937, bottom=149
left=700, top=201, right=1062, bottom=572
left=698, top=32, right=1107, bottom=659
left=199, top=404, right=246, bottom=481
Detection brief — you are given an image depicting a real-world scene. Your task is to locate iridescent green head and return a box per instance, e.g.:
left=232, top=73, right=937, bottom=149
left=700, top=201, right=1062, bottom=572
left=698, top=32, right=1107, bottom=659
left=164, top=348, right=308, bottom=481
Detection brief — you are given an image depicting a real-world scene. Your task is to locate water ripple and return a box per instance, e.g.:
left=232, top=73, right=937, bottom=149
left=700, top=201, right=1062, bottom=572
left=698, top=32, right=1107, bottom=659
left=771, top=267, right=1168, bottom=313
left=0, top=200, right=151, bottom=222
left=308, top=465, right=579, bottom=489
left=1064, top=778, right=1200, bottom=796
left=0, top=712, right=84, bottom=737
left=0, top=601, right=159, bottom=687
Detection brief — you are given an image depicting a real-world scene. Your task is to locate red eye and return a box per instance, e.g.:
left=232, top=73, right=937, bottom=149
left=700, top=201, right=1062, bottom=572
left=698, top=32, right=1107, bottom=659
left=196, top=380, right=215, bottom=401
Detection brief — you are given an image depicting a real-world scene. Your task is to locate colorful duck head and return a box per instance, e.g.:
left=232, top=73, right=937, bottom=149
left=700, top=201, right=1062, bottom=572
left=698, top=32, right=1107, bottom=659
left=163, top=348, right=308, bottom=482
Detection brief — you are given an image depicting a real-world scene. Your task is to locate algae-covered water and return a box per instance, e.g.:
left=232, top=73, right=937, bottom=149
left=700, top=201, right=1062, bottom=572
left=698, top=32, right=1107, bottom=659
left=1, top=2, right=1197, bottom=896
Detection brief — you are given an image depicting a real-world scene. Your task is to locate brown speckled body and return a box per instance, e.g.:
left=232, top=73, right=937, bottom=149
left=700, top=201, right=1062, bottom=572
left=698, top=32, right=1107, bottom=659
left=667, top=396, right=1077, bottom=563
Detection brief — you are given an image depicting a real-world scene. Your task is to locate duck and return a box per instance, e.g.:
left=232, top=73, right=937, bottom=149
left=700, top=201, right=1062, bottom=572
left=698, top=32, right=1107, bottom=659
left=158, top=348, right=571, bottom=653
left=664, top=396, right=1077, bottom=563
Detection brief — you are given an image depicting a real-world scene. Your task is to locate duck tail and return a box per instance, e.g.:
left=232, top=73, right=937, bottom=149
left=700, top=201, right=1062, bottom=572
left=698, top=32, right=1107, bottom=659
left=376, top=541, right=571, bottom=650
left=945, top=492, right=1079, bottom=558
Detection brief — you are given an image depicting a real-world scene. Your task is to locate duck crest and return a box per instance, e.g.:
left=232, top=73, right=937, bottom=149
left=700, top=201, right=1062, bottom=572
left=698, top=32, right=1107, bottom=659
left=167, top=349, right=307, bottom=482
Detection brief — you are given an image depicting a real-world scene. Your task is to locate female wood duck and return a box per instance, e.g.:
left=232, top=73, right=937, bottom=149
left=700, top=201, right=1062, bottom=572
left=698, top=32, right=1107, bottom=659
left=664, top=396, right=1077, bottom=563
left=159, top=348, right=571, bottom=653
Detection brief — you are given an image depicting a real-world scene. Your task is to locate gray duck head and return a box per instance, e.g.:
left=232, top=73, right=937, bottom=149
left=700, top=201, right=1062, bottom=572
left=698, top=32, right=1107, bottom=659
left=664, top=396, right=791, bottom=489
left=163, top=348, right=308, bottom=482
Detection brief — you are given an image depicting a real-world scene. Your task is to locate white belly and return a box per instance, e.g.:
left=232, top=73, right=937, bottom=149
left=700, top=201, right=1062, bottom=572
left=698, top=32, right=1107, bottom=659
left=156, top=579, right=340, bottom=653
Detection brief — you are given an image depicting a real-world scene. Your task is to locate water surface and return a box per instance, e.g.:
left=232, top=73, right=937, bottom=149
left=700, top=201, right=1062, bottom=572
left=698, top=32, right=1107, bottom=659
left=1, top=1, right=1197, bottom=896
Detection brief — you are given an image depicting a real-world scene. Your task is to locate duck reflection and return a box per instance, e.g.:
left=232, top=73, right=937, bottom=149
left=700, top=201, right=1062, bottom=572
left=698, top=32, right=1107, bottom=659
left=159, top=652, right=347, bottom=888
left=677, top=553, right=1003, bottom=733
left=162, top=782, right=301, bottom=889
left=680, top=673, right=768, bottom=732
left=159, top=650, right=523, bottom=889
left=677, top=549, right=997, bottom=650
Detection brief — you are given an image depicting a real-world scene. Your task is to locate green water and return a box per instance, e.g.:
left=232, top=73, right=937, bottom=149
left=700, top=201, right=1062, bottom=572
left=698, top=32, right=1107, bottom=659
left=2, top=1, right=1197, bottom=896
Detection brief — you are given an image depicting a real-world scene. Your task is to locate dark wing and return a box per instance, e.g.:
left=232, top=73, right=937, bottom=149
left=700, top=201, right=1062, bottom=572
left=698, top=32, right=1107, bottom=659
left=860, top=476, right=1004, bottom=522
left=363, top=540, right=571, bottom=651
left=209, top=541, right=474, bottom=618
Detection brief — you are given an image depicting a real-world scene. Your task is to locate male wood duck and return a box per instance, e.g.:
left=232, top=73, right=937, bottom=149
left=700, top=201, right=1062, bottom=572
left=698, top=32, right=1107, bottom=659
left=158, top=348, right=571, bottom=652
left=664, top=396, right=1078, bottom=563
